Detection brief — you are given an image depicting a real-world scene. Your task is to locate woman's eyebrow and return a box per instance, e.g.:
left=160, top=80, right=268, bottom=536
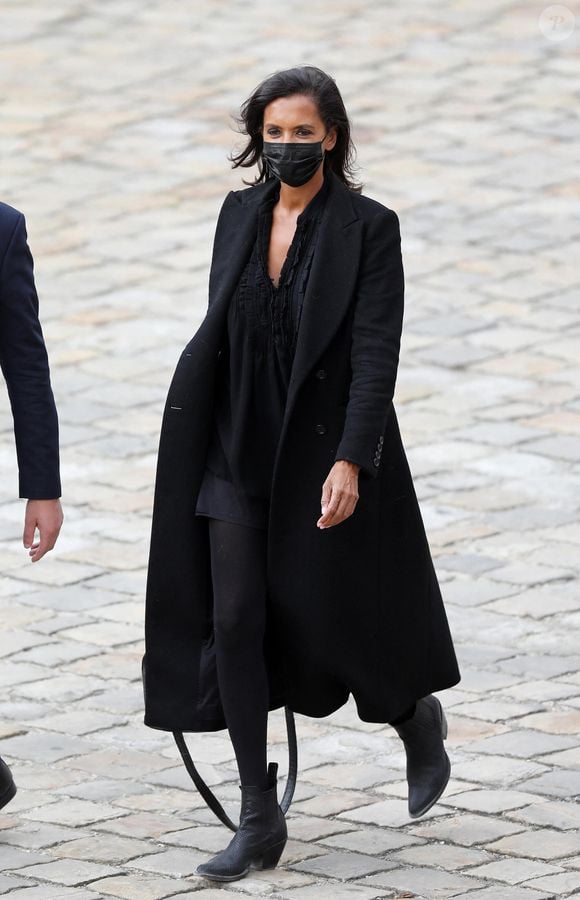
left=264, top=122, right=315, bottom=129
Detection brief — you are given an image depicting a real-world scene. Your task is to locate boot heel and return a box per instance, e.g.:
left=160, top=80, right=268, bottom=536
left=258, top=839, right=286, bottom=869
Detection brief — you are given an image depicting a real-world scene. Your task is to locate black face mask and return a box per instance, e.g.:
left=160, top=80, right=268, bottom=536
left=262, top=138, right=326, bottom=187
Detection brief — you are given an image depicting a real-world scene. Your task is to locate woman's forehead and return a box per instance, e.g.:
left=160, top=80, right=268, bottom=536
left=263, top=94, right=321, bottom=125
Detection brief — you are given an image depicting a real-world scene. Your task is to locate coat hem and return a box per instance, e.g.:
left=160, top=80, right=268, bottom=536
left=144, top=672, right=461, bottom=734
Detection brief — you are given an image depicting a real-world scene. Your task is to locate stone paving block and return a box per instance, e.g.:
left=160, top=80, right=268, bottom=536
left=499, top=653, right=580, bottom=680
left=449, top=754, right=549, bottom=785
left=92, top=811, right=194, bottom=840
left=450, top=888, right=554, bottom=899
left=87, top=873, right=196, bottom=898
left=290, top=850, right=395, bottom=880
left=468, top=857, right=563, bottom=884
left=0, top=630, right=53, bottom=658
left=302, top=762, right=397, bottom=790
left=64, top=748, right=173, bottom=779
left=321, top=826, right=425, bottom=855
left=449, top=700, right=541, bottom=722
left=23, top=798, right=126, bottom=827
left=14, top=858, right=121, bottom=886
left=462, top=728, right=578, bottom=758
left=157, top=824, right=231, bottom=852
left=391, top=841, right=493, bottom=870
left=25, top=710, right=127, bottom=736
left=523, top=871, right=580, bottom=894
left=515, top=768, right=580, bottom=799
left=54, top=833, right=158, bottom=864
left=363, top=865, right=486, bottom=897
left=444, top=715, right=508, bottom=747
left=438, top=789, right=542, bottom=814
left=0, top=846, right=50, bottom=870
left=124, top=847, right=205, bottom=877
left=0, top=823, right=82, bottom=849
left=524, top=435, right=580, bottom=461
left=499, top=679, right=580, bottom=703
left=0, top=876, right=29, bottom=894
left=3, top=887, right=98, bottom=899
left=336, top=798, right=432, bottom=829
left=486, top=562, right=571, bottom=586
left=277, top=884, right=392, bottom=899
left=451, top=669, right=522, bottom=693
left=0, top=731, right=97, bottom=763
left=284, top=814, right=355, bottom=843
left=116, top=787, right=203, bottom=814
left=291, top=790, right=377, bottom=817
left=516, top=709, right=580, bottom=734
left=537, top=745, right=580, bottom=767
left=53, top=778, right=148, bottom=804
left=487, top=827, right=580, bottom=860
left=0, top=661, right=49, bottom=687
left=170, top=893, right=249, bottom=900
left=410, top=813, right=525, bottom=846
left=507, top=798, right=580, bottom=830
left=14, top=673, right=106, bottom=703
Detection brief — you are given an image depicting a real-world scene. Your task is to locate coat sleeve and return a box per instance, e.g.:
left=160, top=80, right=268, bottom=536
left=334, top=207, right=404, bottom=479
left=0, top=213, right=61, bottom=499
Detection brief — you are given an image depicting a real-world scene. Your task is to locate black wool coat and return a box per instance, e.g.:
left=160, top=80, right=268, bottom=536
left=143, top=171, right=460, bottom=733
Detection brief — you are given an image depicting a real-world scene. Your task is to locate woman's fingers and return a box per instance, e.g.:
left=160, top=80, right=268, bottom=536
left=317, top=462, right=360, bottom=528
left=317, top=484, right=358, bottom=528
left=318, top=482, right=338, bottom=527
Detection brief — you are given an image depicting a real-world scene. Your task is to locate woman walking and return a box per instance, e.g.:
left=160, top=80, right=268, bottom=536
left=143, top=65, right=460, bottom=883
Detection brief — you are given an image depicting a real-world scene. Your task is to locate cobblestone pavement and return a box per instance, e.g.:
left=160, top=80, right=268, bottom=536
left=0, top=1, right=579, bottom=897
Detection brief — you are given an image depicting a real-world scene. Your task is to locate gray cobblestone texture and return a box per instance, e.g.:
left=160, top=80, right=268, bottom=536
left=0, top=1, right=578, bottom=897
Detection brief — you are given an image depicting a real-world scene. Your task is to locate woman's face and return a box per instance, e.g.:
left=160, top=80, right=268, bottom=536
left=262, top=94, right=337, bottom=152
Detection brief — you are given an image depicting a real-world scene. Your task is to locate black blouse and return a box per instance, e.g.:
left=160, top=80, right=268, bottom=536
left=195, top=174, right=330, bottom=529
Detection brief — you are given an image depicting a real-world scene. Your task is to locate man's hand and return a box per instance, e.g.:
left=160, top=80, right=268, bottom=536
left=23, top=499, right=64, bottom=562
left=317, top=460, right=360, bottom=529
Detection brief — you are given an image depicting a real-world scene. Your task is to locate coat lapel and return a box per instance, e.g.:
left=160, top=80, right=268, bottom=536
left=285, top=173, right=363, bottom=413
left=180, top=182, right=278, bottom=388
left=207, top=179, right=279, bottom=324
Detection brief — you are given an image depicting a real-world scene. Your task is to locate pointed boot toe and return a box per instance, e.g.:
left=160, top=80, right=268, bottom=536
left=392, top=695, right=451, bottom=819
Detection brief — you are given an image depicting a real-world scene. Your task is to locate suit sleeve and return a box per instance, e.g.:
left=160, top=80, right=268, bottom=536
left=0, top=214, right=61, bottom=499
left=334, top=207, right=404, bottom=478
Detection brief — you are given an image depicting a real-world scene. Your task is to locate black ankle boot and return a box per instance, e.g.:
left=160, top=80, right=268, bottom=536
left=392, top=694, right=450, bottom=819
left=195, top=761, right=287, bottom=882
left=0, top=757, right=16, bottom=811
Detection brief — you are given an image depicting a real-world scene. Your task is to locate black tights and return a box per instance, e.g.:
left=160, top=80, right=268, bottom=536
left=208, top=518, right=270, bottom=789
left=207, top=517, right=416, bottom=789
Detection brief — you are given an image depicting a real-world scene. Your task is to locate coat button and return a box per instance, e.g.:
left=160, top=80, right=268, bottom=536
left=373, top=457, right=380, bottom=467
left=315, top=369, right=327, bottom=380
left=314, top=424, right=327, bottom=435
left=378, top=435, right=384, bottom=445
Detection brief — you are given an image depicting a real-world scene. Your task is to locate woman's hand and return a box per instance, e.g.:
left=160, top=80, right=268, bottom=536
left=317, top=460, right=360, bottom=529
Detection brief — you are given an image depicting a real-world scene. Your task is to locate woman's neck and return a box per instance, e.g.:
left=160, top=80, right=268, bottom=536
left=276, top=168, right=325, bottom=216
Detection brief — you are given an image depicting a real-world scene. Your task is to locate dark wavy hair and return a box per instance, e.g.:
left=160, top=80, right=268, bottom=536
left=229, top=65, right=362, bottom=192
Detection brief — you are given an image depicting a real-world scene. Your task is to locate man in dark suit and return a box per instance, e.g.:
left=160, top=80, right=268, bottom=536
left=0, top=202, right=63, bottom=809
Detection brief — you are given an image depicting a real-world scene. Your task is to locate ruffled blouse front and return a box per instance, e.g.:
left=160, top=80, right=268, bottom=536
left=195, top=175, right=330, bottom=529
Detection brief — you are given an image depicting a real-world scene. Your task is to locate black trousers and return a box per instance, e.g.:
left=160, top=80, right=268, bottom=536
left=207, top=517, right=415, bottom=789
